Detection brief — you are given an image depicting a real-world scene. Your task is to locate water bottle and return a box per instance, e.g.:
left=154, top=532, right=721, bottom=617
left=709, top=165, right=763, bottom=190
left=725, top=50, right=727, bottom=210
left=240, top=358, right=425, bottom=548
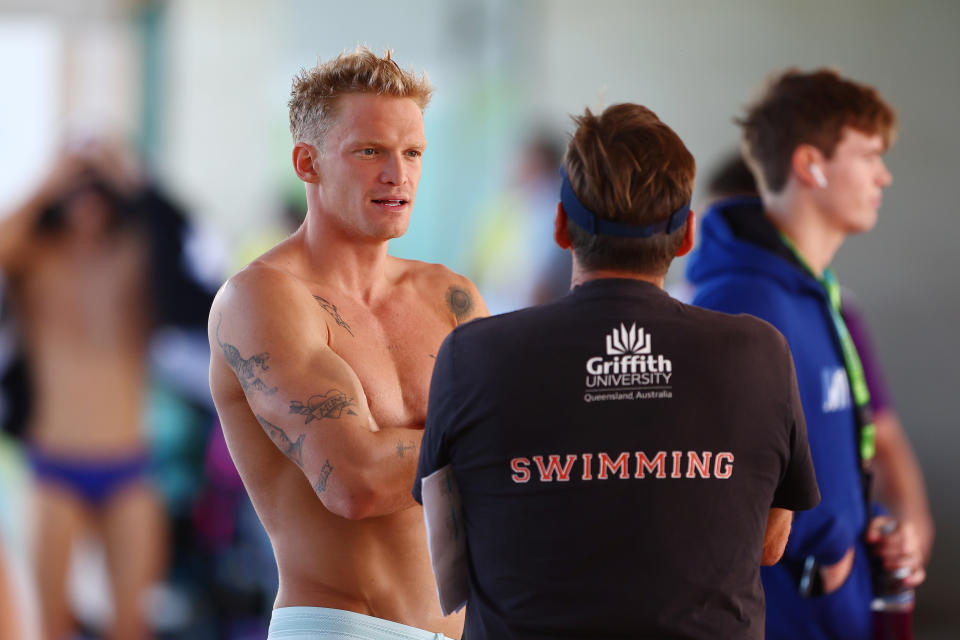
left=871, top=524, right=915, bottom=640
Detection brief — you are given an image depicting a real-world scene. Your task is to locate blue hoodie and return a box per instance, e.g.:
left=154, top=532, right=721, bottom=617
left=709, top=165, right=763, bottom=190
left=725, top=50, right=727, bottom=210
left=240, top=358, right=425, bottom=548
left=686, top=197, right=873, bottom=640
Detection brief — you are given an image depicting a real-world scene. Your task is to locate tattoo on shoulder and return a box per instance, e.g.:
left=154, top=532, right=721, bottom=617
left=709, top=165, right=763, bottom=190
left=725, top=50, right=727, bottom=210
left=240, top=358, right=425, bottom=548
left=314, top=460, right=334, bottom=494
left=396, top=440, right=417, bottom=458
left=313, top=296, right=354, bottom=337
left=446, top=285, right=474, bottom=322
left=216, top=314, right=278, bottom=395
left=256, top=415, right=305, bottom=467
left=290, top=389, right=358, bottom=424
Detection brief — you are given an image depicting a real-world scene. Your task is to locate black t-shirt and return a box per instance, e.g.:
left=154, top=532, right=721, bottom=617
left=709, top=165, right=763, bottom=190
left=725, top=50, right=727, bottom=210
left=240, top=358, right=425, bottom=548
left=414, top=278, right=820, bottom=640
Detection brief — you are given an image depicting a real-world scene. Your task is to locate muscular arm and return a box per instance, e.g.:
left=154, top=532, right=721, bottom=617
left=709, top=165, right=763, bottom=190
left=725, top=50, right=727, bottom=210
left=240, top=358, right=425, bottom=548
left=209, top=266, right=424, bottom=520
left=762, top=508, right=793, bottom=566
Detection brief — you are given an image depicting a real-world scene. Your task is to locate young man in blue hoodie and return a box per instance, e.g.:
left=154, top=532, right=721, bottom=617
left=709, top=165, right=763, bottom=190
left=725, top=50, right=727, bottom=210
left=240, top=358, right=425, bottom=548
left=687, top=69, right=928, bottom=639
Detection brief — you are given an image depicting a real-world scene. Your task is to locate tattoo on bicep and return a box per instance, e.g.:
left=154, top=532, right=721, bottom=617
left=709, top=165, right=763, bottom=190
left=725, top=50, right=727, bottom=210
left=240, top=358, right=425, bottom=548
left=256, top=415, right=305, bottom=468
left=313, top=296, right=354, bottom=337
left=396, top=440, right=417, bottom=458
left=314, top=460, right=334, bottom=494
left=216, top=314, right=279, bottom=395
left=446, top=285, right=474, bottom=322
left=290, top=389, right=358, bottom=423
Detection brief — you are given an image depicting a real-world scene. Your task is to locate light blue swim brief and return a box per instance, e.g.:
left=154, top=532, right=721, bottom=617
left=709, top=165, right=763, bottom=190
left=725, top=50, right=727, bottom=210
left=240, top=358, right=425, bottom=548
left=267, top=606, right=454, bottom=640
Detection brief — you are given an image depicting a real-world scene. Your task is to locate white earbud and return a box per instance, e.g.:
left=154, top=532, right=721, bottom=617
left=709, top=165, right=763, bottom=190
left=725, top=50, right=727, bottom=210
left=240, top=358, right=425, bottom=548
left=809, top=164, right=828, bottom=188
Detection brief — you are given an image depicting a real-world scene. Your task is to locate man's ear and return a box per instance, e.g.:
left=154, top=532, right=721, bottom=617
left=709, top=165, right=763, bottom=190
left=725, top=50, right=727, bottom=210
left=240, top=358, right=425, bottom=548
left=554, top=203, right=572, bottom=249
left=675, top=210, right=696, bottom=257
left=292, top=142, right=321, bottom=183
left=791, top=144, right=826, bottom=190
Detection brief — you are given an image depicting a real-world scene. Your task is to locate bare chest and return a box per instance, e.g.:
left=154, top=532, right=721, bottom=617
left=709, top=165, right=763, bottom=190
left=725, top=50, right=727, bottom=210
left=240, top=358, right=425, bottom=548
left=17, top=242, right=146, bottom=348
left=314, top=293, right=453, bottom=430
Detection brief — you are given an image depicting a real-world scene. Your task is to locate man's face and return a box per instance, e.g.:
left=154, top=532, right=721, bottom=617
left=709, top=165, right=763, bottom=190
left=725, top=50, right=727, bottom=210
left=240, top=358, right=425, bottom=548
left=313, top=92, right=426, bottom=240
left=815, top=127, right=893, bottom=234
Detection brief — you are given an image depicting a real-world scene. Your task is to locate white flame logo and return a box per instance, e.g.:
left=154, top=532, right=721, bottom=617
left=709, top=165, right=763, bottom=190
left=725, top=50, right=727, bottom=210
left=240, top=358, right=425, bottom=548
left=605, top=323, right=651, bottom=355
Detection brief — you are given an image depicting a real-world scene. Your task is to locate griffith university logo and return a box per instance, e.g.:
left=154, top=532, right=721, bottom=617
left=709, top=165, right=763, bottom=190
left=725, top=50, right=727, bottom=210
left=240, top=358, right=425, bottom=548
left=584, top=323, right=673, bottom=403
left=606, top=323, right=651, bottom=355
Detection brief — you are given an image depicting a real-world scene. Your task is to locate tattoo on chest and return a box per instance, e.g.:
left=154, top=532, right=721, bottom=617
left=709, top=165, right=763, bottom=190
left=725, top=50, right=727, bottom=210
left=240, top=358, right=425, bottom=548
left=290, top=389, right=358, bottom=423
left=396, top=440, right=417, bottom=458
left=256, top=415, right=305, bottom=467
left=313, top=296, right=354, bottom=336
left=446, top=286, right=473, bottom=322
left=314, top=460, right=334, bottom=494
left=216, top=314, right=278, bottom=395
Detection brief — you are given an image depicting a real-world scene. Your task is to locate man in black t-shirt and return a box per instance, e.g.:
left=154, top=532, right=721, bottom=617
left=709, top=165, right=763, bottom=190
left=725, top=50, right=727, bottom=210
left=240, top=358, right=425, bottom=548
left=414, top=104, right=820, bottom=639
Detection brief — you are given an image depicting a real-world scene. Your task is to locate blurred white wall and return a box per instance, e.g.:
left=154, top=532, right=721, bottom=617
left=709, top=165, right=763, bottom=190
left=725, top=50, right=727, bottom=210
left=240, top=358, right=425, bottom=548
left=0, top=17, right=60, bottom=208
left=0, top=6, right=142, bottom=206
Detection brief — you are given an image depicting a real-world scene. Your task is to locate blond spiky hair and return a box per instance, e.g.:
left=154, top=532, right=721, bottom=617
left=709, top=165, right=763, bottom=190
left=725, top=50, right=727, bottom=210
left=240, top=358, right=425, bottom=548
left=288, top=45, right=432, bottom=149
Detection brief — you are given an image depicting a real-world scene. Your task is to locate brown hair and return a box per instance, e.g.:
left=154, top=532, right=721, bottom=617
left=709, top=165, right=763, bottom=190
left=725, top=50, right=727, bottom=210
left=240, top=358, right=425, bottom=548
left=739, top=68, right=896, bottom=194
left=564, top=103, right=695, bottom=276
left=288, top=45, right=433, bottom=149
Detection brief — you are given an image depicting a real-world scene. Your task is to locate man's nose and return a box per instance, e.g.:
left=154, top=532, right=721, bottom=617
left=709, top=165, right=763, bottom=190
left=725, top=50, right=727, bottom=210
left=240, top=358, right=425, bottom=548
left=380, top=153, right=406, bottom=185
left=878, top=160, right=893, bottom=187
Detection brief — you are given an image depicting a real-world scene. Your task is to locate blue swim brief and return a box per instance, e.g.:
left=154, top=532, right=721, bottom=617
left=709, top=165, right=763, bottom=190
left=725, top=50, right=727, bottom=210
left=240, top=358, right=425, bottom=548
left=267, top=606, right=454, bottom=640
left=28, top=446, right=149, bottom=507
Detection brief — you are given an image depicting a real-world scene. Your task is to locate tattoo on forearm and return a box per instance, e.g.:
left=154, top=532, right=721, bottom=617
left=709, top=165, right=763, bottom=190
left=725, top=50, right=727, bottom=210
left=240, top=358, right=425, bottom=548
left=256, top=415, right=305, bottom=467
left=290, top=389, right=358, bottom=423
left=396, top=441, right=417, bottom=458
left=446, top=286, right=474, bottom=322
left=313, top=296, right=354, bottom=337
left=314, top=460, right=333, bottom=494
left=216, top=314, right=278, bottom=394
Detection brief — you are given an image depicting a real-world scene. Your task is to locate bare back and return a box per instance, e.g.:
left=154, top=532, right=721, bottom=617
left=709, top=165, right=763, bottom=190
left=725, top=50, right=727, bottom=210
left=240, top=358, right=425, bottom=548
left=209, top=235, right=484, bottom=636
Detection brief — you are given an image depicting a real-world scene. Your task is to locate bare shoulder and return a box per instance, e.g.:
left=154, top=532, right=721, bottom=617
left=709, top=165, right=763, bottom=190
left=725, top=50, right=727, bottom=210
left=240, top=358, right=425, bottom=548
left=213, top=260, right=305, bottom=318
left=391, top=257, right=488, bottom=324
left=209, top=259, right=329, bottom=357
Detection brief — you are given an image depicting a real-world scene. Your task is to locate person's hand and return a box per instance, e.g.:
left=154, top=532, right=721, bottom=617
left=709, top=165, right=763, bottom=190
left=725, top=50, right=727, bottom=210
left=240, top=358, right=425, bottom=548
left=820, top=546, right=855, bottom=594
left=82, top=140, right=143, bottom=196
left=35, top=150, right=89, bottom=204
left=866, top=516, right=926, bottom=588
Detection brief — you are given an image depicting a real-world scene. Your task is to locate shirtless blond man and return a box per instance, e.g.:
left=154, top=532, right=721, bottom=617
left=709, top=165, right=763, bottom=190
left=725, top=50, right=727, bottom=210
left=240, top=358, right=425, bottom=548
left=0, top=145, right=166, bottom=640
left=208, top=48, right=486, bottom=640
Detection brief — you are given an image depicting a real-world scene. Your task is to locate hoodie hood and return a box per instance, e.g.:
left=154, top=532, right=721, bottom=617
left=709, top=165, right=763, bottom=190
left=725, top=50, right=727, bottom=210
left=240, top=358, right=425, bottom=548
left=685, top=196, right=823, bottom=298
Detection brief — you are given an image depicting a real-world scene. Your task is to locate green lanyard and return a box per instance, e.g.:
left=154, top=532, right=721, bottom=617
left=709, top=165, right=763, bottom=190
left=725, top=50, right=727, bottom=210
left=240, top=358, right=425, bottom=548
left=778, top=232, right=876, bottom=464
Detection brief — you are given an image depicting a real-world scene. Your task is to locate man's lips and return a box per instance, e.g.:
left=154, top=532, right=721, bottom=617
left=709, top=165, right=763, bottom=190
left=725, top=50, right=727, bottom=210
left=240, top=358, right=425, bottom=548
left=371, top=198, right=409, bottom=208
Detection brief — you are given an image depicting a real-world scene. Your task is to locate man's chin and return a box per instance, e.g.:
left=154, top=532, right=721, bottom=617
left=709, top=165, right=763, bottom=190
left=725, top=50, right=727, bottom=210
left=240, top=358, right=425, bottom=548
left=372, top=222, right=411, bottom=241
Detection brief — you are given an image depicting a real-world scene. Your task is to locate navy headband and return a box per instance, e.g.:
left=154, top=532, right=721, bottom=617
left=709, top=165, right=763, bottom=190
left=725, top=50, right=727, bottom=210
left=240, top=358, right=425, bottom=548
left=559, top=166, right=689, bottom=238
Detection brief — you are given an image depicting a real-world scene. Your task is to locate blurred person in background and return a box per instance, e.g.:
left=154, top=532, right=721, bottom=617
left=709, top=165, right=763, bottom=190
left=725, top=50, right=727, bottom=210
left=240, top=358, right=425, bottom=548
left=208, top=47, right=486, bottom=640
left=0, top=143, right=168, bottom=640
left=467, top=132, right=570, bottom=313
left=687, top=69, right=930, bottom=639
left=701, top=151, right=934, bottom=564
